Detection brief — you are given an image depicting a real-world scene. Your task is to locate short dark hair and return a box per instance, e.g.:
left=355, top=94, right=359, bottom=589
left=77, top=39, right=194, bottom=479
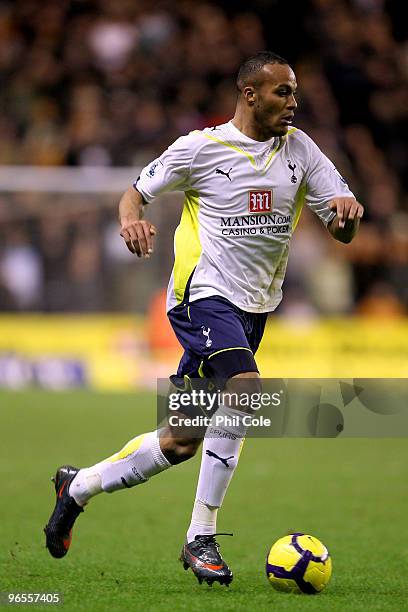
left=236, top=51, right=289, bottom=91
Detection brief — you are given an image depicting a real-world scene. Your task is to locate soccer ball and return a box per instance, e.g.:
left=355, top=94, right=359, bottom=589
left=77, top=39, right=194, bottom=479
left=266, top=533, right=332, bottom=594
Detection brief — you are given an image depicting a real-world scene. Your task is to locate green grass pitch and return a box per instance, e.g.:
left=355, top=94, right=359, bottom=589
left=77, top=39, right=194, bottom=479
left=1, top=390, right=408, bottom=611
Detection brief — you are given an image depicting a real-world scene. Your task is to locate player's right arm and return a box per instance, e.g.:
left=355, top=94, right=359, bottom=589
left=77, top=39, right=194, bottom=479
left=118, top=132, right=200, bottom=257
left=119, top=187, right=156, bottom=258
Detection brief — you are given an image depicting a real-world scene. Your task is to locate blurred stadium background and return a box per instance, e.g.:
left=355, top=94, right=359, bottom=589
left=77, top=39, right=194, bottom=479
left=0, top=0, right=407, bottom=390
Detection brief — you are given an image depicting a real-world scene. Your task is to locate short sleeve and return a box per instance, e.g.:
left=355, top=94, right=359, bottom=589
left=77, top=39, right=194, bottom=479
left=304, top=134, right=355, bottom=226
left=134, top=133, right=198, bottom=204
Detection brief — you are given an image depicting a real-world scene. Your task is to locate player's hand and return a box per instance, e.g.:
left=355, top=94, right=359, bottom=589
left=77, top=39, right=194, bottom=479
left=120, top=219, right=157, bottom=257
left=329, top=197, right=364, bottom=228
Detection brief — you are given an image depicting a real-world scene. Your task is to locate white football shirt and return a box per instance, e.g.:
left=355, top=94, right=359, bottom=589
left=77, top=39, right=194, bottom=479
left=135, top=121, right=354, bottom=313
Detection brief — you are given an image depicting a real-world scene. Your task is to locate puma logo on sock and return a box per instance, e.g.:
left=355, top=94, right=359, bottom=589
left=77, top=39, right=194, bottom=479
left=206, top=449, right=234, bottom=467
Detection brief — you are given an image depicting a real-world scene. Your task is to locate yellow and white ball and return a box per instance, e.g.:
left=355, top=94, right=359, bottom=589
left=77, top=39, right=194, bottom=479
left=266, top=533, right=332, bottom=594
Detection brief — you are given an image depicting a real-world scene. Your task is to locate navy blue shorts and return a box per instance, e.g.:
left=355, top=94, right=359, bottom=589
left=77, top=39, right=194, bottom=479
left=167, top=296, right=267, bottom=387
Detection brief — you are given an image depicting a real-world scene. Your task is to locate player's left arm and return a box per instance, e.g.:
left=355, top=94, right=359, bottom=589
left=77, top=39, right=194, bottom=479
left=301, top=132, right=364, bottom=243
left=327, top=197, right=364, bottom=243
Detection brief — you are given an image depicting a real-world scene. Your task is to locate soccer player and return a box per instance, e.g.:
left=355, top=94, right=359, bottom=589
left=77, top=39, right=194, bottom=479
left=44, top=52, right=363, bottom=586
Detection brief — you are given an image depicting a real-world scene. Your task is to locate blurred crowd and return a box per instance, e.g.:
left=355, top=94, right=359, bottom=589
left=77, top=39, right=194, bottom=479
left=0, top=0, right=407, bottom=315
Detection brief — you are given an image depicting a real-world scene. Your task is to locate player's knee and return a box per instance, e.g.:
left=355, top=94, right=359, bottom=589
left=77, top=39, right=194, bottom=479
left=175, top=440, right=200, bottom=463
left=225, top=372, right=262, bottom=409
left=162, top=438, right=201, bottom=464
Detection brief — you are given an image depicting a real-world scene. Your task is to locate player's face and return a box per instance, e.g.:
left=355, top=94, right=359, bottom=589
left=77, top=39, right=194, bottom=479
left=252, top=64, right=298, bottom=137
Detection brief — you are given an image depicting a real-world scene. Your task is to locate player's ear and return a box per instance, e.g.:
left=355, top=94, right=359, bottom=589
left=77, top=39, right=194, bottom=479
left=243, top=85, right=256, bottom=106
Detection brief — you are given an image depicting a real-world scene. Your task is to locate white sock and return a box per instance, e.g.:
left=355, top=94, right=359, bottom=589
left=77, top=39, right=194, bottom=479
left=187, top=500, right=218, bottom=541
left=69, top=430, right=171, bottom=506
left=186, top=404, right=247, bottom=543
